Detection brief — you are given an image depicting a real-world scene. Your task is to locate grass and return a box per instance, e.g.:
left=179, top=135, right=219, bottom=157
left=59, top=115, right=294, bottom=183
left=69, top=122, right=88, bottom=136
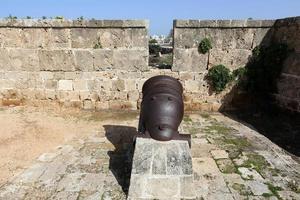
left=216, top=159, right=238, bottom=174
left=287, top=180, right=300, bottom=193
left=200, top=113, right=211, bottom=119
left=183, top=115, right=193, bottom=123
left=266, top=182, right=283, bottom=199
left=204, top=121, right=234, bottom=135
left=232, top=183, right=252, bottom=196
left=240, top=153, right=270, bottom=175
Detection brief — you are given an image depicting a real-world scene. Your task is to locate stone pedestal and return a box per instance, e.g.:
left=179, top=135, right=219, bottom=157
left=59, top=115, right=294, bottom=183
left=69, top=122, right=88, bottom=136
left=128, top=137, right=195, bottom=200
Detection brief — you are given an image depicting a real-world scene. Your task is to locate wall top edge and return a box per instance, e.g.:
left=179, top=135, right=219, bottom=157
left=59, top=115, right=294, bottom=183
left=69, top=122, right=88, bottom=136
left=174, top=16, right=300, bottom=28
left=0, top=19, right=149, bottom=28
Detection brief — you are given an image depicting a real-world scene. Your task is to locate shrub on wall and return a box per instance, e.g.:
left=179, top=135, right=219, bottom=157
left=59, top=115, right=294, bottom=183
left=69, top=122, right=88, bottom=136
left=198, top=38, right=212, bottom=54
left=208, top=64, right=232, bottom=93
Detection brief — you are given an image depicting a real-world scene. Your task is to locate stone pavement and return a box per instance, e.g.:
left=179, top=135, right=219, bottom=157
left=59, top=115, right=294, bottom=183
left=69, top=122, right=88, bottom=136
left=0, top=112, right=299, bottom=200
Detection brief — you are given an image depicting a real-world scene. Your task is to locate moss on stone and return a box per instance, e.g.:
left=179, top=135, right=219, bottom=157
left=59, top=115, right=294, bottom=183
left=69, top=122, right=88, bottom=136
left=232, top=183, right=252, bottom=196
left=240, top=153, right=269, bottom=174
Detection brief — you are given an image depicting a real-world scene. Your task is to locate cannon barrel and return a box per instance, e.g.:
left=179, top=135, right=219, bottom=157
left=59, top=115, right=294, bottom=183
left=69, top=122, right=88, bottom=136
left=138, top=75, right=190, bottom=144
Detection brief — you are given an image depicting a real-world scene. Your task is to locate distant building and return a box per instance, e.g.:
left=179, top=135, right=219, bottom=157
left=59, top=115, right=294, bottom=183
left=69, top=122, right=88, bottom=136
left=150, top=34, right=172, bottom=46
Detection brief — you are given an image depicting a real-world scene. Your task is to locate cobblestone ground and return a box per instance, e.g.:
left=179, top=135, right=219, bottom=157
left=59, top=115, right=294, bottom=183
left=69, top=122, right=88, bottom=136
left=0, top=110, right=299, bottom=200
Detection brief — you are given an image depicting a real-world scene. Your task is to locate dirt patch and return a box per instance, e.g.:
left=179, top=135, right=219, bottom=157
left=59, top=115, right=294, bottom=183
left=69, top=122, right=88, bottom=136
left=0, top=105, right=138, bottom=186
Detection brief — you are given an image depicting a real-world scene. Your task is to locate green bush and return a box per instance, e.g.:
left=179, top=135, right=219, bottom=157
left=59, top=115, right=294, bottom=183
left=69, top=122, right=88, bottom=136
left=149, top=39, right=158, bottom=44
left=232, top=67, right=247, bottom=80
left=149, top=44, right=161, bottom=55
left=198, top=38, right=212, bottom=54
left=208, top=65, right=232, bottom=93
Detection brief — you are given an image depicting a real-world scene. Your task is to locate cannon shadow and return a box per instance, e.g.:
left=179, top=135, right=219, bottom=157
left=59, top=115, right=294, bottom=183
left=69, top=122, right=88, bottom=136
left=103, top=125, right=137, bottom=195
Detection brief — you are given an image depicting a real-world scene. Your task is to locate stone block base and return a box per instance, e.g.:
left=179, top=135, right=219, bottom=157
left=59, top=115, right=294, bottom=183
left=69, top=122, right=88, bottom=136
left=128, top=137, right=195, bottom=200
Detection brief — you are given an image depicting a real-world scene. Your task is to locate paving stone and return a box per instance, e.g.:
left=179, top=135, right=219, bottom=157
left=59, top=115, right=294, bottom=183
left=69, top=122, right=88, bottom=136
left=192, top=143, right=218, bottom=158
left=278, top=190, right=300, bottom=200
left=145, top=177, right=180, bottom=199
left=216, top=159, right=236, bottom=174
left=211, top=149, right=229, bottom=159
left=193, top=157, right=221, bottom=176
left=246, top=180, right=270, bottom=196
left=238, top=167, right=264, bottom=180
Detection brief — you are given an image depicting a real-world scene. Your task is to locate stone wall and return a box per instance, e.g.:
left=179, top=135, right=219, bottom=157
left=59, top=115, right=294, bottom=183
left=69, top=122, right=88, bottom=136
left=0, top=18, right=299, bottom=112
left=173, top=17, right=300, bottom=112
left=0, top=19, right=150, bottom=110
left=273, top=17, right=300, bottom=112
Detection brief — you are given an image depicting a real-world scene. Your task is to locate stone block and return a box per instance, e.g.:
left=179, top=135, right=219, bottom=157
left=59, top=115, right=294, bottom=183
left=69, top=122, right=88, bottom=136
left=45, top=80, right=58, bottom=90
left=173, top=28, right=205, bottom=48
left=58, top=80, right=73, bottom=91
left=71, top=29, right=99, bottom=48
left=73, top=80, right=88, bottom=91
left=234, top=28, right=254, bottom=49
left=0, top=28, right=22, bottom=48
left=39, top=50, right=75, bottom=71
left=124, top=28, right=148, bottom=48
left=98, top=28, right=124, bottom=48
left=112, top=79, right=125, bottom=91
left=95, top=101, right=109, bottom=110
left=209, top=49, right=252, bottom=69
left=20, top=28, right=48, bottom=48
left=47, top=29, right=71, bottom=48
left=211, top=150, right=229, bottom=159
left=127, top=90, right=140, bottom=101
left=184, top=80, right=199, bottom=92
left=252, top=28, right=273, bottom=47
left=93, top=49, right=113, bottom=71
left=124, top=79, right=137, bottom=91
left=173, top=48, right=208, bottom=72
left=73, top=50, right=93, bottom=71
left=145, top=177, right=180, bottom=198
left=8, top=49, right=39, bottom=71
left=83, top=100, right=95, bottom=110
left=112, top=49, right=148, bottom=71
left=128, top=138, right=195, bottom=199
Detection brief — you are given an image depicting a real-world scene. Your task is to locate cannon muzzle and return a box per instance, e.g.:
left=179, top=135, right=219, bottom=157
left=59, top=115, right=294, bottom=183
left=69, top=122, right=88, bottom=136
left=138, top=75, right=191, bottom=146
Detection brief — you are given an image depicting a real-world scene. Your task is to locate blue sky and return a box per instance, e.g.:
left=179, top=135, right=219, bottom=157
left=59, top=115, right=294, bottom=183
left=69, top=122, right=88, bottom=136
left=1, top=0, right=299, bottom=35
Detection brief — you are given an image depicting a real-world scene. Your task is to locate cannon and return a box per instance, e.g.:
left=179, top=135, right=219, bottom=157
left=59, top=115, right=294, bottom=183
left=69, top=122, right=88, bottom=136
left=138, top=75, right=191, bottom=146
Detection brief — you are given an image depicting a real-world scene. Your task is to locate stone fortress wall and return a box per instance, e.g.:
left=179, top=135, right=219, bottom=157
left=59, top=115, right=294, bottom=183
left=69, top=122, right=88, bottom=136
left=0, top=18, right=299, bottom=112
left=173, top=17, right=300, bottom=112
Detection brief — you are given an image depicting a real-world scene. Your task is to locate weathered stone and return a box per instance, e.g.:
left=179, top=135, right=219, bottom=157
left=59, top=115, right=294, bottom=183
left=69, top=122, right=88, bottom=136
left=112, top=49, right=148, bottom=71
left=58, top=80, right=73, bottom=91
left=73, top=80, right=88, bottom=91
left=211, top=150, right=229, bottom=159
left=93, top=49, right=113, bottom=71
left=145, top=177, right=180, bottom=198
left=152, top=144, right=167, bottom=175
left=74, top=50, right=94, bottom=71
left=246, top=181, right=270, bottom=196
left=39, top=50, right=75, bottom=71
left=238, top=167, right=264, bottom=180
left=71, top=29, right=99, bottom=48
left=173, top=48, right=208, bottom=72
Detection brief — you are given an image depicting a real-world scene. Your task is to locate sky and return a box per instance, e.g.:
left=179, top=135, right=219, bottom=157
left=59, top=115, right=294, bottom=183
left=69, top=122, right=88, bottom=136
left=1, top=0, right=299, bottom=35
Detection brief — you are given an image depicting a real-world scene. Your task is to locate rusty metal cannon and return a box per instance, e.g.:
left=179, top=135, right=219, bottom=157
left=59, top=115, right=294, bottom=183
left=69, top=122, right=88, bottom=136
left=138, top=75, right=191, bottom=145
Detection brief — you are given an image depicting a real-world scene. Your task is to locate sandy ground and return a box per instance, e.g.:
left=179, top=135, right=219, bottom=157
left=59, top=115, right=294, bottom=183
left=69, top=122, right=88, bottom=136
left=0, top=105, right=137, bottom=186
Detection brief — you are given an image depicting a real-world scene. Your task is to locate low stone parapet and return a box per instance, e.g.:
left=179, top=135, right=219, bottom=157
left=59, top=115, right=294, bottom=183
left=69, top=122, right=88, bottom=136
left=128, top=137, right=195, bottom=200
